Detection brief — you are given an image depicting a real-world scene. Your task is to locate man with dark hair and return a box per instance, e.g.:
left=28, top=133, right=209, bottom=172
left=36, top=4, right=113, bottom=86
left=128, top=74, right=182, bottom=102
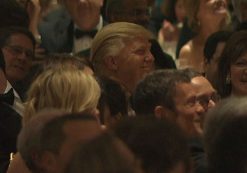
left=18, top=111, right=102, bottom=173
left=132, top=69, right=205, bottom=137
left=0, top=26, right=35, bottom=99
left=114, top=116, right=191, bottom=173
left=203, top=31, right=232, bottom=88
left=0, top=50, right=22, bottom=173
left=132, top=69, right=207, bottom=173
left=105, top=0, right=176, bottom=69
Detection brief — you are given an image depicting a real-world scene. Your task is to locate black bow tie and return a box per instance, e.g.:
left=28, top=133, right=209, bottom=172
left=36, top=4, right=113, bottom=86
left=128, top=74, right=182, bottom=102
left=0, top=88, right=14, bottom=105
left=74, top=29, right=98, bottom=39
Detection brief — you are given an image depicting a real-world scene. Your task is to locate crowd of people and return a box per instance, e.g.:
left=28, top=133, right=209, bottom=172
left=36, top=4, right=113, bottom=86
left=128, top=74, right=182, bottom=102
left=0, top=0, right=247, bottom=173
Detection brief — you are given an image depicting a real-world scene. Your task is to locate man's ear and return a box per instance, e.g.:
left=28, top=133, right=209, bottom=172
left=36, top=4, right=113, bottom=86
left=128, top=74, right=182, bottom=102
left=154, top=105, right=175, bottom=120
left=104, top=56, right=118, bottom=71
left=33, top=151, right=58, bottom=173
left=154, top=105, right=164, bottom=119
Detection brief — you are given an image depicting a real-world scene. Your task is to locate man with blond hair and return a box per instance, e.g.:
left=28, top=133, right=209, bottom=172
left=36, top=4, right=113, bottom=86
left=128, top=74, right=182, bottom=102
left=91, top=22, right=155, bottom=94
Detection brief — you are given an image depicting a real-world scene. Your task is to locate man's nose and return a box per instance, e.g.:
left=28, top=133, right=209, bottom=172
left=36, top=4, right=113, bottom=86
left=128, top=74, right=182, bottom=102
left=196, top=102, right=206, bottom=115
left=147, top=51, right=154, bottom=61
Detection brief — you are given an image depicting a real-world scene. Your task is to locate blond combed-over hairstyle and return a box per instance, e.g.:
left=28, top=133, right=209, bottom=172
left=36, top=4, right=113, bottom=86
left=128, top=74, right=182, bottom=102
left=23, top=67, right=101, bottom=125
left=90, top=22, right=153, bottom=76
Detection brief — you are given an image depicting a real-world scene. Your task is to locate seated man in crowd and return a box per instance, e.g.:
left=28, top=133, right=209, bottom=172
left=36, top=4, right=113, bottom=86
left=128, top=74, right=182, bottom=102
left=91, top=22, right=154, bottom=96
left=132, top=69, right=205, bottom=137
left=132, top=69, right=217, bottom=173
left=39, top=0, right=103, bottom=56
left=17, top=111, right=103, bottom=173
left=0, top=50, right=22, bottom=173
left=0, top=26, right=35, bottom=99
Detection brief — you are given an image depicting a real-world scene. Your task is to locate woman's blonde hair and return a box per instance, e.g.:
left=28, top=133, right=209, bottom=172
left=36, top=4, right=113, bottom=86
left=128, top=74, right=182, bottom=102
left=23, top=67, right=101, bottom=125
left=90, top=22, right=153, bottom=76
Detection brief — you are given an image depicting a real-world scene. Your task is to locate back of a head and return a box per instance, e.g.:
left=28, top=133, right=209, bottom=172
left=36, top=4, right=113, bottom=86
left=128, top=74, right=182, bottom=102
left=204, top=31, right=232, bottom=63
left=132, top=69, right=191, bottom=115
left=97, top=76, right=128, bottom=125
left=18, top=112, right=99, bottom=172
left=90, top=22, right=153, bottom=75
left=17, top=109, right=67, bottom=172
left=114, top=116, right=191, bottom=173
left=24, top=67, right=101, bottom=124
left=42, top=54, right=89, bottom=71
left=211, top=116, right=247, bottom=173
left=66, top=132, right=142, bottom=173
left=204, top=96, right=247, bottom=173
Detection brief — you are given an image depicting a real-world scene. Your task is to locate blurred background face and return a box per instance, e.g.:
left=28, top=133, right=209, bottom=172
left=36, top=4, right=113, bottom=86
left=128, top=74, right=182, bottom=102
left=197, top=0, right=227, bottom=24
left=1, top=33, right=34, bottom=82
left=230, top=51, right=247, bottom=96
left=116, top=0, right=150, bottom=28
left=175, top=0, right=186, bottom=23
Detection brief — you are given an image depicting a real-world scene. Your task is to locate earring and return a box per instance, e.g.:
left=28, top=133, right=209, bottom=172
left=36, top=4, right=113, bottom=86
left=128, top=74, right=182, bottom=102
left=226, top=75, right=231, bottom=84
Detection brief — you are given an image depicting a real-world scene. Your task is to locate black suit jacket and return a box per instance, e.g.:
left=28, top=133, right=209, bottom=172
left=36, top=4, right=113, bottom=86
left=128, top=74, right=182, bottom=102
left=0, top=102, right=22, bottom=173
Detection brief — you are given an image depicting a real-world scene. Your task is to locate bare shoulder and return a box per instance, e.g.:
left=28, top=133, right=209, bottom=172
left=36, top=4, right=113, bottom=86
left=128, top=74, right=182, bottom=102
left=178, top=42, right=192, bottom=60
left=177, top=42, right=193, bottom=69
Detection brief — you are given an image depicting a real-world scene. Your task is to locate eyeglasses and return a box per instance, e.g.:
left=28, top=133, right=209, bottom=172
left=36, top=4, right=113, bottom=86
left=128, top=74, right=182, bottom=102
left=197, top=93, right=221, bottom=109
left=4, top=45, right=34, bottom=60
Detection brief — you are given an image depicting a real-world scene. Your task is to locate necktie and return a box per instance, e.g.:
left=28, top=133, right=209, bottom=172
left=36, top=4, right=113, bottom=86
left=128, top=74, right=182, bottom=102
left=74, top=29, right=98, bottom=39
left=0, top=88, right=14, bottom=105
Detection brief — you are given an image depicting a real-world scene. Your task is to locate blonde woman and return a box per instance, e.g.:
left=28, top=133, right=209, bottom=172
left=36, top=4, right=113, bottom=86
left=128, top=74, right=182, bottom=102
left=178, top=0, right=229, bottom=73
left=23, top=67, right=100, bottom=124
left=7, top=67, right=101, bottom=173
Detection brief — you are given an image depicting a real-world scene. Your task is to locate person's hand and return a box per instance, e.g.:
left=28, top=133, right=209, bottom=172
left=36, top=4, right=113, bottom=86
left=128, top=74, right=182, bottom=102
left=160, top=20, right=176, bottom=41
left=67, top=0, right=103, bottom=31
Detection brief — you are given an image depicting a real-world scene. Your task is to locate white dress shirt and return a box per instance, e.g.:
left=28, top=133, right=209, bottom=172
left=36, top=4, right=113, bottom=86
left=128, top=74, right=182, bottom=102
left=4, top=81, right=24, bottom=116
